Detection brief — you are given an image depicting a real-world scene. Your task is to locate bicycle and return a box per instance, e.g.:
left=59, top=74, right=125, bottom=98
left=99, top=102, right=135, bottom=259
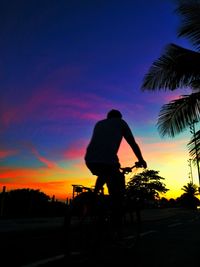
left=63, top=162, right=143, bottom=263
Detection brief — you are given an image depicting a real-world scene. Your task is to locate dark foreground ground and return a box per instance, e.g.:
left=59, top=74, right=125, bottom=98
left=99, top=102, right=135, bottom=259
left=1, top=208, right=200, bottom=267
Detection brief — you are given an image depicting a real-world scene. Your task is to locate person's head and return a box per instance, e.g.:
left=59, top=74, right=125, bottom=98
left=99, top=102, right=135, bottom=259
left=107, top=109, right=122, bottom=119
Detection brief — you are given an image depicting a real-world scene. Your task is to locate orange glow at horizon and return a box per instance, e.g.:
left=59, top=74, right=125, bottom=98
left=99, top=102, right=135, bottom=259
left=0, top=136, right=196, bottom=202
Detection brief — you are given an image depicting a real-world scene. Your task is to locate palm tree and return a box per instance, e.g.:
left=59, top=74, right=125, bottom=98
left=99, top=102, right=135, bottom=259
left=141, top=0, right=200, bottom=137
left=182, top=182, right=199, bottom=195
left=178, top=182, right=200, bottom=209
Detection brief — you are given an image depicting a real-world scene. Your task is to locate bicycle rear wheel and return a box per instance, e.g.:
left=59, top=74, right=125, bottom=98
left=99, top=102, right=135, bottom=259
left=63, top=191, right=102, bottom=261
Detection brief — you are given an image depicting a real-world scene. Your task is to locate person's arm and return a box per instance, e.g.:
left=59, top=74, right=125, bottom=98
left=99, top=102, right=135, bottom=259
left=122, top=121, right=147, bottom=168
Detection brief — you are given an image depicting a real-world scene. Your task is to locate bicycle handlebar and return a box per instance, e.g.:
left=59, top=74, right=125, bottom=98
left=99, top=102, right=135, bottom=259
left=120, top=162, right=144, bottom=174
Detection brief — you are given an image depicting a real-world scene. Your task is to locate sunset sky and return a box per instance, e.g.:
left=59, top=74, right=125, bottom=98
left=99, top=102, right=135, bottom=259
left=1, top=0, right=198, bottom=201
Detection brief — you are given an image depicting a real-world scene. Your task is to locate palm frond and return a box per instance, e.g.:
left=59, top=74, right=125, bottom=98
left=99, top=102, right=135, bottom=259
left=181, top=182, right=199, bottom=195
left=187, top=129, right=200, bottom=162
left=176, top=0, right=200, bottom=50
left=141, top=44, right=200, bottom=91
left=157, top=92, right=200, bottom=137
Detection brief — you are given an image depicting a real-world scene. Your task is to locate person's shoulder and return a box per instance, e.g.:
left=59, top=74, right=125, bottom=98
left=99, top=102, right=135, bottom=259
left=109, top=118, right=130, bottom=129
left=120, top=119, right=132, bottom=132
left=95, top=119, right=106, bottom=126
left=121, top=119, right=129, bottom=126
left=96, top=119, right=106, bottom=124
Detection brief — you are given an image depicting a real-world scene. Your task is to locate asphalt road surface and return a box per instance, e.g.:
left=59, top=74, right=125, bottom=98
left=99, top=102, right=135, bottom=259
left=1, top=208, right=200, bottom=267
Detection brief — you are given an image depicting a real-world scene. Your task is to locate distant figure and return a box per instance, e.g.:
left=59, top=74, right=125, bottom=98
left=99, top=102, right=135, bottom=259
left=84, top=109, right=147, bottom=237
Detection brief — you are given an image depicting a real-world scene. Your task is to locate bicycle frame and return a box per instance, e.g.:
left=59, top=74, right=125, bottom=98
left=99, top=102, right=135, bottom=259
left=64, top=162, right=143, bottom=260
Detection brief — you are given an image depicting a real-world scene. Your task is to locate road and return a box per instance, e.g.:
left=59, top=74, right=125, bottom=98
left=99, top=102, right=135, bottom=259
left=1, top=208, right=200, bottom=267
left=135, top=209, right=200, bottom=267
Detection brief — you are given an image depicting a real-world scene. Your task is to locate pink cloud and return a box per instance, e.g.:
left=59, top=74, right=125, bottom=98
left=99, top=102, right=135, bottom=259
left=1, top=85, right=114, bottom=129
left=2, top=59, right=136, bottom=129
left=0, top=149, right=18, bottom=159
left=0, top=65, right=86, bottom=127
left=31, top=149, right=58, bottom=169
left=2, top=62, right=149, bottom=131
left=63, top=139, right=88, bottom=160
left=143, top=90, right=189, bottom=105
left=2, top=62, right=171, bottom=132
left=1, top=107, right=21, bottom=127
left=23, top=142, right=59, bottom=169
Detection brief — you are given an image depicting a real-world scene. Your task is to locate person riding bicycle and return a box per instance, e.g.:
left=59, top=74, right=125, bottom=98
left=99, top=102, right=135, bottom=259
left=84, top=109, right=147, bottom=238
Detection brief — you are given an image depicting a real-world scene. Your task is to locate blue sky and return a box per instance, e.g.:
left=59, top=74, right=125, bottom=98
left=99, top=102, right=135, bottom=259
left=0, top=0, right=197, bottom=200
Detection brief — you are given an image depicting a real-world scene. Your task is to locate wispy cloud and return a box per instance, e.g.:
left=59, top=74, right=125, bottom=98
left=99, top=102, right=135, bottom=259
left=1, top=87, right=112, bottom=130
left=63, top=139, right=88, bottom=160
left=23, top=142, right=59, bottom=169
left=0, top=149, right=18, bottom=159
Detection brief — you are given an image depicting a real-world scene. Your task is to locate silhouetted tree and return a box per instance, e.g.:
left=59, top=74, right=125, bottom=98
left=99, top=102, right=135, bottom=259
left=177, top=182, right=200, bottom=209
left=159, top=197, right=169, bottom=208
left=168, top=198, right=177, bottom=207
left=141, top=0, right=200, bottom=137
left=126, top=169, right=169, bottom=209
left=1, top=188, right=66, bottom=218
left=4, top=188, right=50, bottom=217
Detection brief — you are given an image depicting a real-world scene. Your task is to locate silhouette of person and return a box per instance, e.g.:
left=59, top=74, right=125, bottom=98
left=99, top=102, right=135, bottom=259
left=84, top=109, right=147, bottom=238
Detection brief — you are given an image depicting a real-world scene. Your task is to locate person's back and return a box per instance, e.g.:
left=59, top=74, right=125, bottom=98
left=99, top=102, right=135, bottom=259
left=85, top=109, right=147, bottom=171
left=85, top=117, right=130, bottom=164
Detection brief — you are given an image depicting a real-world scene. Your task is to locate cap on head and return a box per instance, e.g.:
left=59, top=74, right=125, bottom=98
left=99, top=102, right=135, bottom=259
left=107, top=109, right=122, bottom=119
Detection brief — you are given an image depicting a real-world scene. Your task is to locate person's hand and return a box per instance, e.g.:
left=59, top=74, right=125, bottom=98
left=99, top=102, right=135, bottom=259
left=135, top=160, right=147, bottom=168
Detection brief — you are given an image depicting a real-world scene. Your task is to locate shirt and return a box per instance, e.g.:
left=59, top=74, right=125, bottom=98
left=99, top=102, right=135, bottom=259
left=84, top=117, right=136, bottom=164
